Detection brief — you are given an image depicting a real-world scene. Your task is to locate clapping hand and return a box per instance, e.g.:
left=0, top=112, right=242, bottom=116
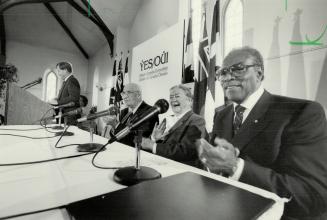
left=151, top=119, right=167, bottom=141
left=196, top=138, right=239, bottom=176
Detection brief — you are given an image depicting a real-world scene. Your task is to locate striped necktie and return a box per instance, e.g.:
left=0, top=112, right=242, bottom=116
left=233, top=105, right=246, bottom=136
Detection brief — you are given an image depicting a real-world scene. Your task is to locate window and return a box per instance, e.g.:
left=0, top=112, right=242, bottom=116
left=223, top=0, right=243, bottom=56
left=43, top=69, right=58, bottom=102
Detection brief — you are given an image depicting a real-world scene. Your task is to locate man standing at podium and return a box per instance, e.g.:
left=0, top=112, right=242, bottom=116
left=197, top=46, right=327, bottom=220
left=48, top=62, right=80, bottom=125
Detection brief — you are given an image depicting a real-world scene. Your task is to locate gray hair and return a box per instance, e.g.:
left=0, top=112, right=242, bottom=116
left=125, top=83, right=142, bottom=97
left=225, top=46, right=264, bottom=75
left=170, top=84, right=193, bottom=100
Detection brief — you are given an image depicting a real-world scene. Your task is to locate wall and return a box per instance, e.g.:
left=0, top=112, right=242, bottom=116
left=88, top=44, right=113, bottom=111
left=87, top=0, right=180, bottom=110
left=129, top=0, right=179, bottom=49
left=86, top=0, right=181, bottom=133
left=238, top=0, right=327, bottom=110
left=6, top=41, right=89, bottom=99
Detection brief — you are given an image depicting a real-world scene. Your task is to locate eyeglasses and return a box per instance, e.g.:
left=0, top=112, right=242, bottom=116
left=217, top=63, right=260, bottom=80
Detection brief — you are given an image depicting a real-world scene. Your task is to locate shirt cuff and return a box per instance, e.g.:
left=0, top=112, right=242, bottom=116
left=229, top=158, right=244, bottom=181
left=152, top=143, right=157, bottom=154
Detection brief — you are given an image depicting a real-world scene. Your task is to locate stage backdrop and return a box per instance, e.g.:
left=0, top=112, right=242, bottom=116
left=131, top=22, right=184, bottom=118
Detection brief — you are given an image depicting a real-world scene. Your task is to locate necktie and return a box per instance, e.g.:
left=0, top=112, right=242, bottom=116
left=233, top=105, right=246, bottom=136
left=127, top=112, right=134, bottom=125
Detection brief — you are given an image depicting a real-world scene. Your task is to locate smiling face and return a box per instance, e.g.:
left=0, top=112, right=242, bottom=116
left=220, top=51, right=263, bottom=104
left=169, top=87, right=192, bottom=115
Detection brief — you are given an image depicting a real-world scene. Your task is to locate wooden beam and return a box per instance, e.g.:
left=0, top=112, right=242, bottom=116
left=44, top=2, right=89, bottom=59
left=0, top=0, right=114, bottom=57
left=67, top=0, right=99, bottom=26
left=80, top=0, right=114, bottom=56
left=0, top=0, right=66, bottom=12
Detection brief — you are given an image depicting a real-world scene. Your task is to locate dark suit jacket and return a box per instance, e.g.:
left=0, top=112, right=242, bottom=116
left=57, top=75, right=81, bottom=125
left=156, top=111, right=208, bottom=167
left=114, top=101, right=159, bottom=147
left=211, top=90, right=327, bottom=220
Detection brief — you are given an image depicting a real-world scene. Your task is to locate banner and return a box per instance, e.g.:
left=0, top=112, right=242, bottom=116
left=131, top=22, right=184, bottom=117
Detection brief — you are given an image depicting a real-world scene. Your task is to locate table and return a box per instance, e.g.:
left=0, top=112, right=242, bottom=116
left=0, top=125, right=286, bottom=219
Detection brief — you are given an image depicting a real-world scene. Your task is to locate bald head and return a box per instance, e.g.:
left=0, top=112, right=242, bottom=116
left=122, top=83, right=142, bottom=109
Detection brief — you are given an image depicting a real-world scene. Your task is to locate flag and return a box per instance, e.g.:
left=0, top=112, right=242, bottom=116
left=193, top=10, right=209, bottom=116
left=208, top=0, right=219, bottom=100
left=182, top=16, right=194, bottom=83
left=115, top=56, right=124, bottom=107
left=109, top=55, right=117, bottom=105
left=193, top=0, right=222, bottom=131
left=124, top=51, right=130, bottom=84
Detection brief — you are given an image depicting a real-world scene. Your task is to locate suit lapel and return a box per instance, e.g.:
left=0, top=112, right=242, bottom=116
left=58, top=80, right=67, bottom=99
left=216, top=105, right=234, bottom=143
left=162, top=111, right=193, bottom=141
left=231, top=91, right=273, bottom=150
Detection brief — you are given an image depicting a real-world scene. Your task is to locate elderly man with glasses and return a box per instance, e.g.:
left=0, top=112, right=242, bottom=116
left=112, top=83, right=158, bottom=147
left=197, top=46, right=327, bottom=220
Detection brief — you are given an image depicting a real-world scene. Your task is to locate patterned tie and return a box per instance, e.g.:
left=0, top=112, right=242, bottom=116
left=233, top=105, right=246, bottom=136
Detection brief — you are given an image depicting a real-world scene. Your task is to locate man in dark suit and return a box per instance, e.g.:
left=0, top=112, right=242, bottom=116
left=48, top=62, right=80, bottom=125
left=113, top=83, right=158, bottom=147
left=197, top=46, right=327, bottom=220
left=141, top=84, right=207, bottom=167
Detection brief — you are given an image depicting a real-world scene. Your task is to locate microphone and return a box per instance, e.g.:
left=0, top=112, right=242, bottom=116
left=55, top=108, right=82, bottom=119
left=41, top=108, right=82, bottom=121
left=53, top=101, right=75, bottom=110
left=21, top=77, right=42, bottom=89
left=77, top=106, right=118, bottom=123
left=111, top=99, right=169, bottom=143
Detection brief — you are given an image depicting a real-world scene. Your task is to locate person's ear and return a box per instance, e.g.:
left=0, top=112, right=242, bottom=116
left=256, top=66, right=264, bottom=81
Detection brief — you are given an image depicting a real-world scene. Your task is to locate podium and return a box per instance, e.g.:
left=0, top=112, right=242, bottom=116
left=3, top=83, right=53, bottom=124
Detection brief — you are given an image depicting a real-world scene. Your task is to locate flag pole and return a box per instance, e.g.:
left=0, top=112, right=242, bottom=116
left=181, top=19, right=186, bottom=83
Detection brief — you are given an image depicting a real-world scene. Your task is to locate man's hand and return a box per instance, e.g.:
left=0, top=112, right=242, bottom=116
left=141, top=137, right=155, bottom=151
left=196, top=138, right=239, bottom=176
left=48, top=98, right=58, bottom=105
left=151, top=119, right=167, bottom=141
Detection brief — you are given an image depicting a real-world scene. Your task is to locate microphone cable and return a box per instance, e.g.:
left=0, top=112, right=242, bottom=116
left=39, top=108, right=62, bottom=134
left=0, top=133, right=57, bottom=139
left=91, top=141, right=124, bottom=170
left=53, top=125, right=80, bottom=149
left=0, top=151, right=94, bottom=167
left=0, top=124, right=93, bottom=166
left=0, top=127, right=45, bottom=131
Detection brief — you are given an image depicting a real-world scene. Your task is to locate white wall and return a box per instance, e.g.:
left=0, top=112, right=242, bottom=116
left=129, top=0, right=179, bottom=49
left=87, top=0, right=180, bottom=110
left=238, top=0, right=327, bottom=109
left=6, top=41, right=89, bottom=99
left=88, top=44, right=113, bottom=111
left=212, top=0, right=327, bottom=111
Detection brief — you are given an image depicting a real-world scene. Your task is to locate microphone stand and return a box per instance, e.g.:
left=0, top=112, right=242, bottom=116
left=77, top=120, right=105, bottom=152
left=113, top=129, right=161, bottom=186
left=52, top=108, right=64, bottom=130
left=55, top=117, right=74, bottom=136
